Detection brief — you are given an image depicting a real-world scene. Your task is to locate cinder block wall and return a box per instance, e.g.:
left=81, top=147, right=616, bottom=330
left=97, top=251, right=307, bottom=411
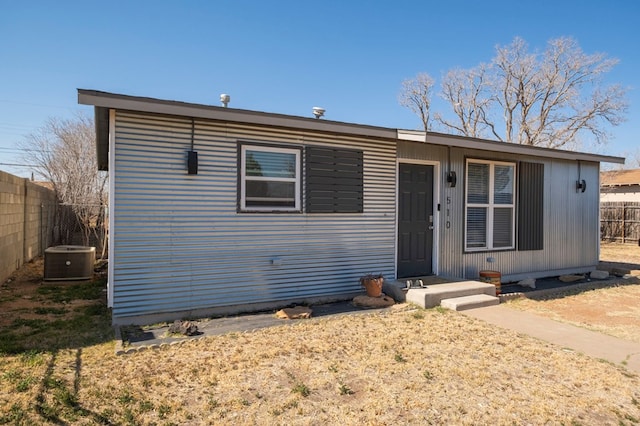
left=0, top=170, right=57, bottom=283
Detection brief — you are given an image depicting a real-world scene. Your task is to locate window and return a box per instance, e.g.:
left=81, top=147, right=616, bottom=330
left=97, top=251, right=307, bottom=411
left=465, top=159, right=515, bottom=251
left=239, top=144, right=301, bottom=212
left=305, top=147, right=364, bottom=213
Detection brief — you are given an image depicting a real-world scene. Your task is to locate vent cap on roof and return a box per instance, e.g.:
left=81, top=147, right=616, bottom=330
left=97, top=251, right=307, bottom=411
left=312, top=107, right=325, bottom=119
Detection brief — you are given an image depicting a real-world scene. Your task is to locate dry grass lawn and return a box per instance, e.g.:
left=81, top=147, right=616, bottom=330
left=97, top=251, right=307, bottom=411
left=1, top=247, right=640, bottom=425
left=508, top=242, right=640, bottom=344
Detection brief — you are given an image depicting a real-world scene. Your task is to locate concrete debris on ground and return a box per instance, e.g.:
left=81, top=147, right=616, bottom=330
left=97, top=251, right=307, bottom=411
left=352, top=293, right=395, bottom=308
left=559, top=274, right=585, bottom=283
left=611, top=267, right=631, bottom=277
left=590, top=270, right=610, bottom=280
left=518, top=278, right=536, bottom=289
left=168, top=320, right=199, bottom=336
left=598, top=265, right=632, bottom=277
left=382, top=281, right=406, bottom=302
left=275, top=306, right=312, bottom=319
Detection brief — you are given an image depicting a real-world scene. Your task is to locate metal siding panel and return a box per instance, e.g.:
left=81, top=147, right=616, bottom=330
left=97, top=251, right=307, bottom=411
left=398, top=141, right=600, bottom=281
left=112, top=111, right=396, bottom=319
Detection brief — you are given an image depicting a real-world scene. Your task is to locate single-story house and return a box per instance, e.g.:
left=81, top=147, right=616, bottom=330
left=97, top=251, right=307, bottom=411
left=78, top=89, right=624, bottom=325
left=600, top=169, right=640, bottom=202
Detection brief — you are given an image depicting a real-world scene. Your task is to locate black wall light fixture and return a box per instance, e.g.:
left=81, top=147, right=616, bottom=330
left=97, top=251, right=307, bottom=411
left=446, top=146, right=457, bottom=187
left=187, top=150, right=198, bottom=175
left=575, top=161, right=585, bottom=193
left=187, top=118, right=198, bottom=175
left=447, top=171, right=457, bottom=187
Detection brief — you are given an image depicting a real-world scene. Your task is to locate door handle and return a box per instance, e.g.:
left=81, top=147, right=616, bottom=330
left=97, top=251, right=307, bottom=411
left=428, top=225, right=434, bottom=230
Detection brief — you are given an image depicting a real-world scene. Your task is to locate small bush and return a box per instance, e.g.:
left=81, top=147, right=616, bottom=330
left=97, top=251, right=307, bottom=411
left=394, top=353, right=407, bottom=363
left=292, top=383, right=310, bottom=397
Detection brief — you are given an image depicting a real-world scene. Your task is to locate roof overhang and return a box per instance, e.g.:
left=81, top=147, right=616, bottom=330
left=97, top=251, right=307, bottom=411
left=94, top=106, right=109, bottom=170
left=79, top=90, right=398, bottom=170
left=398, top=130, right=625, bottom=164
left=79, top=89, right=626, bottom=171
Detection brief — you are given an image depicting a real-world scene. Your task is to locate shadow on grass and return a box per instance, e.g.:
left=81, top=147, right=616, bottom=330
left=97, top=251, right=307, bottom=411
left=30, top=348, right=112, bottom=425
left=0, top=274, right=117, bottom=424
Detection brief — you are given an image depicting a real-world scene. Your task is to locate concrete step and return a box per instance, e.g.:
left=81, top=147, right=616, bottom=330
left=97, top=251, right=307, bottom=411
left=405, top=280, right=497, bottom=309
left=440, top=294, right=500, bottom=311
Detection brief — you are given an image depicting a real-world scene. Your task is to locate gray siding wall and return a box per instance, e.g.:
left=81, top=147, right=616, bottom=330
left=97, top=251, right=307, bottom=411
left=398, top=141, right=600, bottom=281
left=112, top=112, right=396, bottom=322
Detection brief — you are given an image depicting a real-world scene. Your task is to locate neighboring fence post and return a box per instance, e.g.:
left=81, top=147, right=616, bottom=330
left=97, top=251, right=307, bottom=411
left=624, top=202, right=628, bottom=243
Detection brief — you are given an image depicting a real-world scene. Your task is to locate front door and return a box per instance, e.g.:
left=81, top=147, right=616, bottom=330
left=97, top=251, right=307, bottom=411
left=397, top=163, right=434, bottom=278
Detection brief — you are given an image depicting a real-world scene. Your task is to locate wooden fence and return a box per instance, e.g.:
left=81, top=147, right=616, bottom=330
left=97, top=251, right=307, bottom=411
left=600, top=201, right=640, bottom=244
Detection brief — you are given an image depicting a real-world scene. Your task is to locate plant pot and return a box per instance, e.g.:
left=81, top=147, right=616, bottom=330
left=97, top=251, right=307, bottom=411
left=479, top=270, right=501, bottom=295
left=361, top=277, right=383, bottom=297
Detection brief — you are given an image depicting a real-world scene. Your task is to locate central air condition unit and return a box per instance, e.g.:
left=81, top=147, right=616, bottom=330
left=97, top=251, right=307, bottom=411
left=44, top=246, right=96, bottom=281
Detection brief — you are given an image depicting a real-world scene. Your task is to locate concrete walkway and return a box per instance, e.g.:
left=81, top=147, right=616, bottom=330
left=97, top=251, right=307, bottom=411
left=464, top=304, right=640, bottom=374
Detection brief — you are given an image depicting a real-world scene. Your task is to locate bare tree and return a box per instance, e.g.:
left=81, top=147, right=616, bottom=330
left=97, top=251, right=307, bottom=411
left=436, top=64, right=494, bottom=138
left=20, top=114, right=108, bottom=248
left=399, top=73, right=435, bottom=131
left=402, top=37, right=628, bottom=149
left=621, top=148, right=640, bottom=169
left=491, top=37, right=627, bottom=148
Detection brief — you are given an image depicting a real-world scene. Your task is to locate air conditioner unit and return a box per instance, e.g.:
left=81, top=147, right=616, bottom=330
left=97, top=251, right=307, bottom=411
left=44, top=246, right=95, bottom=281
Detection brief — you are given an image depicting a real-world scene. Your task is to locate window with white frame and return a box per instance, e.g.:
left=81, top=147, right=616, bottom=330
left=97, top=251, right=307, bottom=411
left=465, top=159, right=515, bottom=251
left=239, top=144, right=301, bottom=212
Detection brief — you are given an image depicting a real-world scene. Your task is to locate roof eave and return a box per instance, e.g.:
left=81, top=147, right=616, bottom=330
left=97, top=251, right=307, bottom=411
left=78, top=89, right=397, bottom=140
left=79, top=89, right=626, bottom=171
left=397, top=130, right=625, bottom=164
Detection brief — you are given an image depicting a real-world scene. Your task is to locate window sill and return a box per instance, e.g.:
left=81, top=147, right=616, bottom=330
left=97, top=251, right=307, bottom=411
left=464, top=247, right=515, bottom=253
left=238, top=209, right=302, bottom=214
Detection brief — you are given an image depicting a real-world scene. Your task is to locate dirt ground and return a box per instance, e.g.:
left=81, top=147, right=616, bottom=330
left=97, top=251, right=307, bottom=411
left=1, top=244, right=640, bottom=424
left=600, top=241, right=640, bottom=267
left=508, top=242, right=640, bottom=343
left=0, top=258, right=95, bottom=328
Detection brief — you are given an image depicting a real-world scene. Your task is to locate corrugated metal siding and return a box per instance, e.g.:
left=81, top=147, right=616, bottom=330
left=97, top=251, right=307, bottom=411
left=112, top=111, right=396, bottom=320
left=517, top=162, right=544, bottom=251
left=398, top=141, right=600, bottom=281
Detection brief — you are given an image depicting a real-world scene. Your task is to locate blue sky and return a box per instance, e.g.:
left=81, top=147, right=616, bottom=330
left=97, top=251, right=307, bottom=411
left=1, top=1, right=639, bottom=177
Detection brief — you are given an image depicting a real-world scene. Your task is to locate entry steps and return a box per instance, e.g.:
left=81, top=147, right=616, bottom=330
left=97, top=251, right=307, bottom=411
left=405, top=280, right=499, bottom=311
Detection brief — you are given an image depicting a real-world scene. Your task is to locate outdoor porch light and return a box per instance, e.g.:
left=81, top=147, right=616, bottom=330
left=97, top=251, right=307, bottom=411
left=447, top=171, right=457, bottom=187
left=575, top=160, right=586, bottom=193
left=187, top=118, right=198, bottom=174
left=446, top=146, right=457, bottom=187
left=187, top=150, right=198, bottom=175
left=576, top=179, right=586, bottom=193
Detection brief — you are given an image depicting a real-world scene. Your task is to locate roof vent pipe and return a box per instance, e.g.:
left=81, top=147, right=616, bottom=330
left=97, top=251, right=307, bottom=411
left=312, top=107, right=325, bottom=119
left=220, top=94, right=230, bottom=107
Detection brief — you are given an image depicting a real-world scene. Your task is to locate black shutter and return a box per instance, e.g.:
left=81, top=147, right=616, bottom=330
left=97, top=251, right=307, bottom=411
left=518, top=162, right=544, bottom=251
left=306, top=147, right=363, bottom=213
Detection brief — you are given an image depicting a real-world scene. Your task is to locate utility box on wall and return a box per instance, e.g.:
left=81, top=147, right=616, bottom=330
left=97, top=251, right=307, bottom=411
left=44, top=246, right=95, bottom=281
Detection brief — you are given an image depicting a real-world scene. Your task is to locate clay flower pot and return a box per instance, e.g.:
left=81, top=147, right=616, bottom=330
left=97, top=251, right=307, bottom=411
left=360, top=274, right=384, bottom=297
